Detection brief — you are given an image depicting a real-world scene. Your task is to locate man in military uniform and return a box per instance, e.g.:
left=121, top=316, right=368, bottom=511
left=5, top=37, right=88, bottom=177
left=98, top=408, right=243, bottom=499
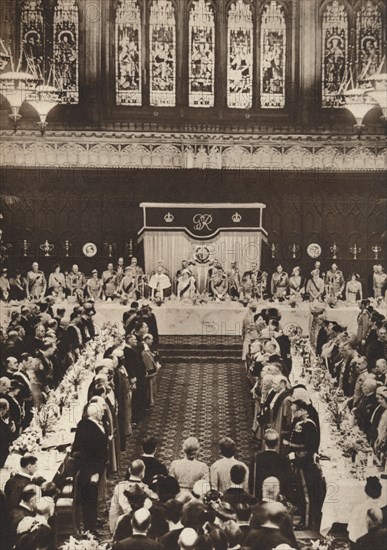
left=373, top=264, right=386, bottom=298
left=243, top=262, right=267, bottom=299
left=66, top=264, right=86, bottom=298
left=286, top=399, right=324, bottom=531
left=270, top=264, right=289, bottom=299
left=102, top=262, right=118, bottom=301
left=115, top=257, right=125, bottom=286
left=325, top=263, right=345, bottom=299
left=26, top=262, right=47, bottom=301
left=227, top=261, right=241, bottom=300
left=125, top=256, right=144, bottom=296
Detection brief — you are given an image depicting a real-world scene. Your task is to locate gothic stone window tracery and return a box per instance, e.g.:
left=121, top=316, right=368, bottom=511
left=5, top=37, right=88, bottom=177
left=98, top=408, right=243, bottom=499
left=321, top=0, right=348, bottom=108
left=115, top=0, right=142, bottom=106
left=53, top=0, right=79, bottom=104
left=20, top=0, right=45, bottom=78
left=149, top=0, right=176, bottom=107
left=227, top=0, right=253, bottom=109
left=356, top=0, right=383, bottom=80
left=189, top=0, right=215, bottom=108
left=260, top=1, right=286, bottom=109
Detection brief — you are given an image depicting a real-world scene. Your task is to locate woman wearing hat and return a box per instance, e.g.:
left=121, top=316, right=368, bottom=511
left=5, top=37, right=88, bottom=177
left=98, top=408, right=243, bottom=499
left=86, top=270, right=103, bottom=301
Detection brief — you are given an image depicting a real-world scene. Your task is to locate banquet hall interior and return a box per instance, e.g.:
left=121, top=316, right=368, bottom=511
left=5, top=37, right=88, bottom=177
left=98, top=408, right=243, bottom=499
left=0, top=1, right=387, bottom=550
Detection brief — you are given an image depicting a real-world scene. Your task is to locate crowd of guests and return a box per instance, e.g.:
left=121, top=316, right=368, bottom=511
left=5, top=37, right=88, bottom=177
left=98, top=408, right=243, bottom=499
left=0, top=259, right=386, bottom=304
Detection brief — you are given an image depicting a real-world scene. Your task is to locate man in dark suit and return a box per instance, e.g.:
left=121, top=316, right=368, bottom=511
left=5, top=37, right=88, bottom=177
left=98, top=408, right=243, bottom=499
left=8, top=484, right=40, bottom=543
left=124, top=334, right=146, bottom=423
left=224, top=464, right=257, bottom=508
left=72, top=400, right=108, bottom=534
left=0, top=398, right=13, bottom=468
left=113, top=508, right=163, bottom=550
left=367, top=326, right=387, bottom=370
left=4, top=454, right=38, bottom=511
left=249, top=429, right=294, bottom=501
left=140, top=436, right=167, bottom=487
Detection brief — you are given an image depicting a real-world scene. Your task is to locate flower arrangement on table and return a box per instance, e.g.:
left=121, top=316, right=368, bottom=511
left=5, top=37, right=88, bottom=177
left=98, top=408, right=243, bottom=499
left=61, top=533, right=109, bottom=550
left=9, top=428, right=41, bottom=456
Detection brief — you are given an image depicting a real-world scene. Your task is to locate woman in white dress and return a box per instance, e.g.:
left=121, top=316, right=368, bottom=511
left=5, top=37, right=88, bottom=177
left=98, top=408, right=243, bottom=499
left=177, top=269, right=196, bottom=300
left=345, top=273, right=363, bottom=304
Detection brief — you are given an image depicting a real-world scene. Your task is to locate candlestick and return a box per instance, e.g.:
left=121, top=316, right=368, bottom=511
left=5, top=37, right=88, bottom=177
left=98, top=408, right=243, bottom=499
left=350, top=244, right=361, bottom=260
left=21, top=239, right=30, bottom=257
left=270, top=243, right=279, bottom=259
left=330, top=242, right=339, bottom=259
left=371, top=245, right=381, bottom=260
left=63, top=240, right=72, bottom=258
left=40, top=240, right=54, bottom=257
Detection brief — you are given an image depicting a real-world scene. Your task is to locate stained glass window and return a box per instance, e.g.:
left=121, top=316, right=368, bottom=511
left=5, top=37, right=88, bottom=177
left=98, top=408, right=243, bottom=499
left=189, top=0, right=215, bottom=108
left=149, top=0, right=176, bottom=107
left=322, top=0, right=348, bottom=108
left=260, top=1, right=286, bottom=108
left=53, top=0, right=79, bottom=104
left=356, top=0, right=383, bottom=80
left=115, top=0, right=142, bottom=106
left=20, top=0, right=45, bottom=79
left=227, top=0, right=253, bottom=109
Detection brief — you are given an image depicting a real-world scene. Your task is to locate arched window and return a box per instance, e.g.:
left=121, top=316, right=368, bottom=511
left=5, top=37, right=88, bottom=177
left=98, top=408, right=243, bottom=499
left=189, top=0, right=215, bottom=108
left=53, top=0, right=79, bottom=104
left=260, top=1, right=286, bottom=108
left=20, top=0, right=45, bottom=78
left=115, top=0, right=142, bottom=106
left=356, top=0, right=383, bottom=80
left=149, top=0, right=176, bottom=107
left=227, top=0, right=253, bottom=109
left=321, top=0, right=348, bottom=108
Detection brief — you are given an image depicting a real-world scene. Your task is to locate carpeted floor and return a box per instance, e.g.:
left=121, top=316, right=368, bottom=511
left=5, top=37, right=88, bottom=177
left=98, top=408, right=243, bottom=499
left=122, top=359, right=254, bottom=468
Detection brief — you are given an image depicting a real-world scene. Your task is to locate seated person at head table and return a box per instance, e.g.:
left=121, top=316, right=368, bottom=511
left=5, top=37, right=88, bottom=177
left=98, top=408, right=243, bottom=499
left=210, top=268, right=229, bottom=301
left=148, top=266, right=172, bottom=301
left=177, top=269, right=196, bottom=300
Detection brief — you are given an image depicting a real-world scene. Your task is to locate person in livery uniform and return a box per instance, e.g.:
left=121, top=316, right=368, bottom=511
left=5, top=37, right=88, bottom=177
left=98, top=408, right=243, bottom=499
left=325, top=263, right=345, bottom=299
left=148, top=265, right=172, bottom=301
left=86, top=269, right=103, bottom=301
left=227, top=261, right=241, bottom=300
left=345, top=273, right=363, bottom=304
left=373, top=264, right=386, bottom=298
left=26, top=262, right=47, bottom=301
left=270, top=264, right=289, bottom=299
left=210, top=268, right=228, bottom=301
left=286, top=399, right=323, bottom=531
left=288, top=266, right=305, bottom=299
left=48, top=264, right=66, bottom=299
left=102, top=262, right=118, bottom=301
left=177, top=269, right=196, bottom=300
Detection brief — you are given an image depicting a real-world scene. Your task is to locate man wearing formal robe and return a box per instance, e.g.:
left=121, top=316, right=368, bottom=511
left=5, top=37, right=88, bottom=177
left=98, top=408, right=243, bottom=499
left=26, top=262, right=47, bottom=301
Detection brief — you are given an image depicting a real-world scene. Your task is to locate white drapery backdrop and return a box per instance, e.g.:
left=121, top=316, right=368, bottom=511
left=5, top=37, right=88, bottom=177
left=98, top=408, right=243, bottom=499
left=140, top=230, right=264, bottom=287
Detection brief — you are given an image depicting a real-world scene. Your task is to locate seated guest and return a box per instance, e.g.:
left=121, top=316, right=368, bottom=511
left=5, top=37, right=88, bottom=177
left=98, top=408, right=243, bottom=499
left=348, top=476, right=384, bottom=544
left=223, top=464, right=257, bottom=508
left=140, top=436, right=168, bottom=487
left=367, top=325, right=387, bottom=370
left=9, top=484, right=41, bottom=543
left=9, top=271, right=26, bottom=301
left=235, top=502, right=252, bottom=540
left=249, top=429, right=293, bottom=501
left=210, top=437, right=249, bottom=493
left=4, top=454, right=38, bottom=511
left=353, top=358, right=375, bottom=407
left=355, top=506, right=387, bottom=550
left=178, top=527, right=198, bottom=549
left=113, top=508, right=163, bottom=550
left=66, top=264, right=86, bottom=299
left=160, top=501, right=207, bottom=550
left=177, top=269, right=196, bottom=301
left=48, top=264, right=66, bottom=300
left=169, top=437, right=209, bottom=492
left=244, top=502, right=296, bottom=550
left=102, top=263, right=118, bottom=301
left=353, top=378, right=379, bottom=437
left=374, top=387, right=387, bottom=456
